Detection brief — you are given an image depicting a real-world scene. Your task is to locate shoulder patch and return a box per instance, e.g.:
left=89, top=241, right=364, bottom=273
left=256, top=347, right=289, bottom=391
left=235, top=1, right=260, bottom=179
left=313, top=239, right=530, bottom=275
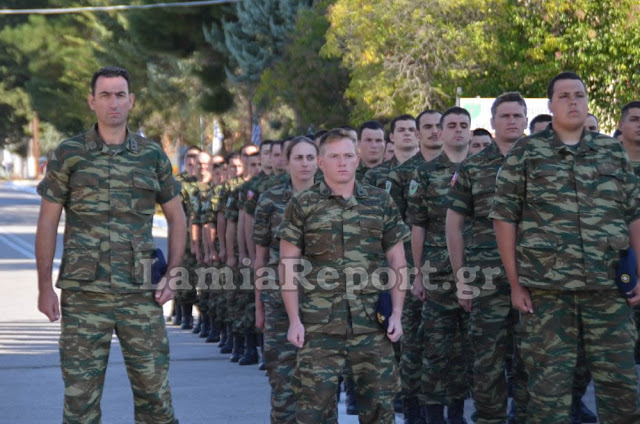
left=409, top=180, right=419, bottom=196
left=451, top=172, right=458, bottom=187
left=247, top=190, right=255, bottom=200
left=385, top=180, right=392, bottom=193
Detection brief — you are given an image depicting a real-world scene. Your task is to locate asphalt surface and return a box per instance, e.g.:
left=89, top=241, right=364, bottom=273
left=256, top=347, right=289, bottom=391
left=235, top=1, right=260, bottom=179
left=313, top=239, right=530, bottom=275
left=0, top=181, right=603, bottom=423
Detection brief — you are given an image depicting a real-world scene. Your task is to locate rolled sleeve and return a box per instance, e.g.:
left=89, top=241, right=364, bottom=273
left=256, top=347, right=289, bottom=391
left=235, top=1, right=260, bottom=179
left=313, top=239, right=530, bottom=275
left=252, top=194, right=272, bottom=247
left=489, top=146, right=524, bottom=224
left=278, top=197, right=304, bottom=249
left=37, top=149, right=70, bottom=205
left=448, top=163, right=473, bottom=216
left=156, top=151, right=181, bottom=204
left=381, top=193, right=410, bottom=252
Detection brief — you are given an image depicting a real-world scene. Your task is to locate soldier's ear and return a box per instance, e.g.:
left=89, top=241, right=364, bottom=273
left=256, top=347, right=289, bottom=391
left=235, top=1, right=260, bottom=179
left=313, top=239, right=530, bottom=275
left=129, top=93, right=136, bottom=110
left=490, top=117, right=495, bottom=131
left=88, top=93, right=95, bottom=111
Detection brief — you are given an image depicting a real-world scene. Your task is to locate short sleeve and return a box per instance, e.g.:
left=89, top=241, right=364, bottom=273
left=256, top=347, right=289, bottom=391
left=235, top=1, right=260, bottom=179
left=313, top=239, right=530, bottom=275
left=37, top=147, right=70, bottom=204
left=381, top=193, right=410, bottom=252
left=406, top=168, right=429, bottom=227
left=156, top=149, right=182, bottom=204
left=252, top=194, right=273, bottom=247
left=278, top=196, right=305, bottom=249
left=447, top=163, right=473, bottom=216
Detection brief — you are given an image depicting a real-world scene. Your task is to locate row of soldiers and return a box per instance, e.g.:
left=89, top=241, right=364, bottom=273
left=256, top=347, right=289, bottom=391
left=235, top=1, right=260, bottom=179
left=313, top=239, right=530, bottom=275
left=165, top=72, right=640, bottom=423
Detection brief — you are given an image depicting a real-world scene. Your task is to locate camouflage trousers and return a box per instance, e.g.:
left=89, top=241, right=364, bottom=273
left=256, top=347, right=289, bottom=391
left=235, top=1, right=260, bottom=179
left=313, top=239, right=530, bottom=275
left=520, top=288, right=640, bottom=423
left=420, top=287, right=471, bottom=406
left=59, top=290, right=177, bottom=424
left=468, top=289, right=521, bottom=424
left=400, top=293, right=423, bottom=399
left=293, top=329, right=399, bottom=424
left=174, top=252, right=197, bottom=304
left=264, top=300, right=298, bottom=423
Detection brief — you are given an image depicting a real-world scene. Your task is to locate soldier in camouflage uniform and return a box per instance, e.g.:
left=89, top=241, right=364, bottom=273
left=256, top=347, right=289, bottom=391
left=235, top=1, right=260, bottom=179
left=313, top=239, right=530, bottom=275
left=387, top=109, right=442, bottom=423
left=356, top=121, right=386, bottom=182
left=363, top=115, right=419, bottom=188
left=490, top=72, right=640, bottom=423
left=279, top=129, right=408, bottom=423
left=253, top=137, right=318, bottom=423
left=407, top=107, right=471, bottom=423
left=36, top=66, right=185, bottom=424
left=446, top=93, right=528, bottom=424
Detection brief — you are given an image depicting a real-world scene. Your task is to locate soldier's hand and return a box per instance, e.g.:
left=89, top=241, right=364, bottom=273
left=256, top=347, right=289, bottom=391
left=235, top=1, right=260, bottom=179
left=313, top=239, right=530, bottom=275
left=458, top=298, right=473, bottom=312
left=38, top=288, right=60, bottom=322
left=386, top=313, right=403, bottom=342
left=511, top=283, right=533, bottom=314
left=154, top=277, right=175, bottom=305
left=287, top=321, right=305, bottom=348
left=411, top=273, right=426, bottom=301
left=255, top=301, right=265, bottom=332
left=626, top=284, right=640, bottom=307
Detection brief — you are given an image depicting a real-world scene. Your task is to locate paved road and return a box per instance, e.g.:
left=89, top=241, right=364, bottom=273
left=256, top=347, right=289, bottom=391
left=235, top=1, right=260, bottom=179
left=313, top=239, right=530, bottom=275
left=0, top=181, right=603, bottom=423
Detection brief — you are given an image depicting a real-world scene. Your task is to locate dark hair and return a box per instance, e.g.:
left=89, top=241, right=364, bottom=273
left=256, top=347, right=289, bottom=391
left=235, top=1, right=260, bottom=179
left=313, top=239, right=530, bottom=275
left=547, top=71, right=586, bottom=99
left=440, top=107, right=471, bottom=127
left=472, top=128, right=493, bottom=140
left=313, top=129, right=328, bottom=140
left=357, top=120, right=385, bottom=140
left=286, top=136, right=318, bottom=160
left=270, top=139, right=283, bottom=153
left=390, top=114, right=416, bottom=133
left=613, top=128, right=622, bottom=138
left=529, top=114, right=552, bottom=133
left=259, top=139, right=273, bottom=151
left=185, top=145, right=202, bottom=155
left=227, top=152, right=241, bottom=162
left=91, top=66, right=131, bottom=95
left=621, top=101, right=640, bottom=122
left=340, top=125, right=356, bottom=133
left=491, top=92, right=527, bottom=118
left=416, top=110, right=441, bottom=128
left=319, top=128, right=357, bottom=151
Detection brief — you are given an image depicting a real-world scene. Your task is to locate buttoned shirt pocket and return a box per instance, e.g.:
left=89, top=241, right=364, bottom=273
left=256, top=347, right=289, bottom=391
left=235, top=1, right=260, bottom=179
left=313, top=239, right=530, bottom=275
left=68, top=171, right=100, bottom=212
left=595, top=161, right=624, bottom=205
left=60, top=238, right=100, bottom=281
left=304, top=222, right=337, bottom=261
left=526, top=165, right=558, bottom=205
left=516, top=235, right=558, bottom=280
left=131, top=170, right=160, bottom=214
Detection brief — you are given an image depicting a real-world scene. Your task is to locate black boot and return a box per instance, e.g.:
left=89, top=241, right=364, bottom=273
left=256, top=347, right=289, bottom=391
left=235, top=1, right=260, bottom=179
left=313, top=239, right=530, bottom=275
left=394, top=394, right=404, bottom=414
left=571, top=396, right=597, bottom=424
left=238, top=333, right=259, bottom=365
left=507, top=400, right=516, bottom=424
left=423, top=404, right=445, bottom=424
left=172, top=301, right=183, bottom=326
left=220, top=325, right=233, bottom=353
left=192, top=313, right=202, bottom=334
left=230, top=335, right=245, bottom=362
left=344, top=376, right=358, bottom=415
left=199, top=315, right=211, bottom=338
left=446, top=399, right=466, bottom=424
left=217, top=323, right=228, bottom=348
left=257, top=334, right=266, bottom=370
left=403, top=397, right=425, bottom=424
left=205, top=317, right=219, bottom=342
left=180, top=303, right=193, bottom=330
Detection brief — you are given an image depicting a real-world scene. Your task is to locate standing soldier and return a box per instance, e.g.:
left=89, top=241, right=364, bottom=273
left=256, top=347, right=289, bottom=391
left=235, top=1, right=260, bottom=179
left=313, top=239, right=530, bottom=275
left=35, top=66, right=185, bottom=423
left=279, top=128, right=408, bottom=423
left=388, top=109, right=442, bottom=423
left=446, top=93, right=528, bottom=423
left=490, top=72, right=640, bottom=422
left=253, top=136, right=318, bottom=423
left=356, top=121, right=386, bottom=181
left=408, top=107, right=471, bottom=423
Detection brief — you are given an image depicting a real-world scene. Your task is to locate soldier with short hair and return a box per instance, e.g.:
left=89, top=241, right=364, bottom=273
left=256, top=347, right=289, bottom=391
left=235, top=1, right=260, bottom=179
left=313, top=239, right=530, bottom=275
left=279, top=128, right=408, bottom=423
left=490, top=72, right=640, bottom=422
left=35, top=66, right=185, bottom=423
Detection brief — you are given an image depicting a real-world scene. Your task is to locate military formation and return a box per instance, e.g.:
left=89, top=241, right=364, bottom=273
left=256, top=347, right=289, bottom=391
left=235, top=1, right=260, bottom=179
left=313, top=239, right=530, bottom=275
left=38, top=67, right=640, bottom=424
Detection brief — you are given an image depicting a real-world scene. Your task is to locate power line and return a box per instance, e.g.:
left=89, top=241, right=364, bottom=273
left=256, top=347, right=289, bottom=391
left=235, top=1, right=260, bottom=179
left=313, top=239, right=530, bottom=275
left=0, top=0, right=240, bottom=15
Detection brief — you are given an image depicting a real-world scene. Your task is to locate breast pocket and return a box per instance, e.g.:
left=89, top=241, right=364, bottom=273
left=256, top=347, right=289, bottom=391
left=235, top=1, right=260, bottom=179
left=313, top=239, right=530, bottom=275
left=131, top=170, right=160, bottom=214
left=68, top=171, right=100, bottom=212
left=304, top=222, right=339, bottom=261
left=526, top=166, right=559, bottom=205
left=595, top=162, right=624, bottom=205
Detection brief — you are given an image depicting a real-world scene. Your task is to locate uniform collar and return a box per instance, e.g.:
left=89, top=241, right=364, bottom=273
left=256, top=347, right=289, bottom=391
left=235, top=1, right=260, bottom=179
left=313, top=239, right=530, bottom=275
left=548, top=125, right=597, bottom=154
left=86, top=124, right=139, bottom=153
left=318, top=179, right=368, bottom=199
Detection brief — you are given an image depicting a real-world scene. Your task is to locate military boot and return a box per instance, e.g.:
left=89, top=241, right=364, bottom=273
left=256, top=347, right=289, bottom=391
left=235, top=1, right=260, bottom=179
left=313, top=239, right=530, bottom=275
left=219, top=324, right=233, bottom=353
left=192, top=313, right=202, bottom=334
left=205, top=317, right=219, bottom=342
left=238, top=333, right=259, bottom=365
left=403, top=397, right=425, bottom=424
left=257, top=334, right=266, bottom=370
left=446, top=399, right=466, bottom=424
left=172, top=301, right=183, bottom=326
left=217, top=323, right=228, bottom=347
left=344, top=376, right=358, bottom=415
left=180, top=303, right=193, bottom=330
left=423, top=404, right=445, bottom=424
left=199, top=314, right=211, bottom=338
left=230, top=335, right=245, bottom=362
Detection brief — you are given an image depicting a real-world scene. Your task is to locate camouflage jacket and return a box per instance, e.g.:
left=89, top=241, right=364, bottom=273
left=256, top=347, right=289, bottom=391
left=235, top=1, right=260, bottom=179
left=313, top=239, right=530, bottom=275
left=191, top=181, right=214, bottom=225
left=387, top=153, right=425, bottom=222
left=356, top=159, right=373, bottom=183
left=362, top=157, right=399, bottom=189
left=489, top=127, right=640, bottom=290
left=279, top=180, right=408, bottom=335
left=220, top=176, right=244, bottom=223
left=37, top=125, right=181, bottom=292
left=406, top=153, right=461, bottom=280
left=448, top=142, right=507, bottom=290
left=252, top=178, right=293, bottom=303
left=243, top=171, right=272, bottom=216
